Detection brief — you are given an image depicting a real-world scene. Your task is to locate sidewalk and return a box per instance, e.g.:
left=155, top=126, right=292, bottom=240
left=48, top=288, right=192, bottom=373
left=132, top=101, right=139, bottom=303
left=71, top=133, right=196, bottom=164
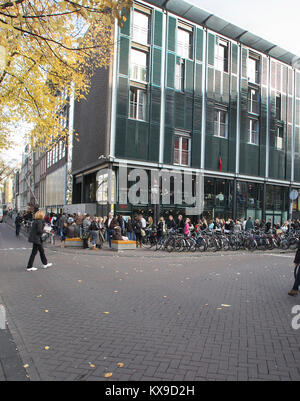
left=0, top=299, right=27, bottom=381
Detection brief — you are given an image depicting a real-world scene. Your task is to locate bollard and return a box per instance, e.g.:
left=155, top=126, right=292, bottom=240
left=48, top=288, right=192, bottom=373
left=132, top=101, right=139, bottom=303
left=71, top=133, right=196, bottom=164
left=0, top=305, right=6, bottom=330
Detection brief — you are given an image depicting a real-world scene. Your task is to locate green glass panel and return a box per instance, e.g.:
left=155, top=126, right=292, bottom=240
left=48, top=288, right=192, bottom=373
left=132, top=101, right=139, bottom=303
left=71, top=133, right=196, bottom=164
left=119, top=36, right=130, bottom=76
left=154, top=10, right=163, bottom=47
left=168, top=16, right=176, bottom=52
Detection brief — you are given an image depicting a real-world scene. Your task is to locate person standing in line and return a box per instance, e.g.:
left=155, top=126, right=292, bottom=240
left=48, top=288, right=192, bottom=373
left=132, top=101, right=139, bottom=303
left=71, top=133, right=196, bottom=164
left=89, top=216, right=100, bottom=251
left=133, top=215, right=143, bottom=248
left=288, top=241, right=300, bottom=297
left=105, top=212, right=118, bottom=248
left=126, top=217, right=134, bottom=241
left=15, top=213, right=23, bottom=238
left=82, top=214, right=91, bottom=249
left=26, top=210, right=53, bottom=272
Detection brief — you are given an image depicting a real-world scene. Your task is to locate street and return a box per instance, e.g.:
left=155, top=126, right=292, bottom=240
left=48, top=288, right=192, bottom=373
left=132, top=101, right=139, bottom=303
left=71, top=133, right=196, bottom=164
left=0, top=222, right=300, bottom=381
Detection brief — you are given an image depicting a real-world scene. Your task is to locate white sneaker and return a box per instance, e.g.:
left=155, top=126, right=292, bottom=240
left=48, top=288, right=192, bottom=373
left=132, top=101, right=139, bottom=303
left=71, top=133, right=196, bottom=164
left=27, top=267, right=38, bottom=272
left=42, top=263, right=53, bottom=269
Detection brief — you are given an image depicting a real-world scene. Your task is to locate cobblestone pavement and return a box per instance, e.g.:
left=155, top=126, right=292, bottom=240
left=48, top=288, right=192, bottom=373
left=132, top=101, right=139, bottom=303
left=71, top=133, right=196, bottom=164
left=0, top=222, right=300, bottom=381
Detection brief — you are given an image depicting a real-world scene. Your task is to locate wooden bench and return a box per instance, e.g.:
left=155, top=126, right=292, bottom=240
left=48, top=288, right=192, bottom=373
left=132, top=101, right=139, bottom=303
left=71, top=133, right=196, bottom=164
left=65, top=237, right=84, bottom=248
left=111, top=240, right=137, bottom=251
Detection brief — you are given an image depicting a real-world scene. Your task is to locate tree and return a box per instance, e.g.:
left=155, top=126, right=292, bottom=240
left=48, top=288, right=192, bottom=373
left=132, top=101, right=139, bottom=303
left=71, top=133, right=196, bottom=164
left=0, top=0, right=132, bottom=151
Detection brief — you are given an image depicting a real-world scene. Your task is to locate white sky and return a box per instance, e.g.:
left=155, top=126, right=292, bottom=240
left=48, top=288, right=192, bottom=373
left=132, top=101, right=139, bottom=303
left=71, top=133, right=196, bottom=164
left=188, top=0, right=300, bottom=56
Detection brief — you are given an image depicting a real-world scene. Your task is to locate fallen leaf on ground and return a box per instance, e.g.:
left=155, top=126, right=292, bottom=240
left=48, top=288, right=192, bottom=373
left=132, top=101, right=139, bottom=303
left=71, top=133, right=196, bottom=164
left=117, top=363, right=124, bottom=368
left=221, top=304, right=231, bottom=308
left=104, top=372, right=113, bottom=378
left=44, top=310, right=49, bottom=313
left=44, top=346, right=50, bottom=350
left=103, top=312, right=110, bottom=314
left=78, top=280, right=82, bottom=283
left=23, top=364, right=29, bottom=368
left=89, top=363, right=96, bottom=368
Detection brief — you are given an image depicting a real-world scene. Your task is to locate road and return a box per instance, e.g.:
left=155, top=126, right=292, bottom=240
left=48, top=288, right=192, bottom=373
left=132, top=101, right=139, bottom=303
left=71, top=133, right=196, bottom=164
left=0, top=221, right=299, bottom=381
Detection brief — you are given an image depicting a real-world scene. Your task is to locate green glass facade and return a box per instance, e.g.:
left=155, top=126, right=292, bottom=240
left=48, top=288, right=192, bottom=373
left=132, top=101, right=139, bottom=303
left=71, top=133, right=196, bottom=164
left=72, top=0, right=300, bottom=223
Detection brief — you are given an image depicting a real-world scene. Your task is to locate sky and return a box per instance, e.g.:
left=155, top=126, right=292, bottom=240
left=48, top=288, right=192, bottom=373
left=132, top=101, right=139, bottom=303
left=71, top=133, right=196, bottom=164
left=188, top=0, right=300, bottom=56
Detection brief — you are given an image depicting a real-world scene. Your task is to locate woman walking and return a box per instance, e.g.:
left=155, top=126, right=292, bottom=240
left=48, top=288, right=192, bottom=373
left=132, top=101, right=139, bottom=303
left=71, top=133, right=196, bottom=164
left=288, top=241, right=300, bottom=296
left=26, top=210, right=52, bottom=272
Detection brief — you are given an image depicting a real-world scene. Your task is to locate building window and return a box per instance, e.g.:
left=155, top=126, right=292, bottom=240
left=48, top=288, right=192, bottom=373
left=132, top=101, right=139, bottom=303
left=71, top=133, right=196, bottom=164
left=177, top=26, right=193, bottom=59
left=215, top=38, right=229, bottom=73
left=249, top=118, right=260, bottom=145
left=214, top=109, right=228, bottom=139
left=174, top=134, right=191, bottom=166
left=275, top=126, right=284, bottom=150
left=130, top=49, right=148, bottom=83
left=248, top=53, right=260, bottom=84
left=175, top=59, right=185, bottom=92
left=129, top=87, right=147, bottom=121
left=276, top=93, right=282, bottom=120
left=248, top=87, right=260, bottom=115
left=132, top=9, right=150, bottom=46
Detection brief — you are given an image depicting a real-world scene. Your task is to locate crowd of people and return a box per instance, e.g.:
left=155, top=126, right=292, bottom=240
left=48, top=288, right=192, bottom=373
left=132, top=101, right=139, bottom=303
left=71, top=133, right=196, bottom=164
left=11, top=209, right=300, bottom=250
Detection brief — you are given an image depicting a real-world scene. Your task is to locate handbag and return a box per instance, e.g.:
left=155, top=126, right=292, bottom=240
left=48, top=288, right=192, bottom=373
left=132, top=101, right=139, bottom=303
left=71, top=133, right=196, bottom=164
left=41, top=232, right=49, bottom=242
left=141, top=229, right=146, bottom=237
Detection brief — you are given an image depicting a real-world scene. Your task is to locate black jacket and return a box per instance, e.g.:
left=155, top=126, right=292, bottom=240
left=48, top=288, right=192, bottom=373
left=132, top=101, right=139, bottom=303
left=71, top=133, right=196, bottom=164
left=28, top=220, right=44, bottom=245
left=294, top=242, right=300, bottom=264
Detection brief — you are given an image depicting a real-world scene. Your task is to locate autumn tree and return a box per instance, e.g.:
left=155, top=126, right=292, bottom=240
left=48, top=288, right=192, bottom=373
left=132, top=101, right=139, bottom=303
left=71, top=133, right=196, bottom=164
left=0, top=0, right=132, bottom=151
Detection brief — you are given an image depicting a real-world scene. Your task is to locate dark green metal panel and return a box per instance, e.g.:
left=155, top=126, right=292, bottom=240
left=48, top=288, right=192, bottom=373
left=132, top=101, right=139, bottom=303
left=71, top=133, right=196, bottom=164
left=185, top=59, right=194, bottom=93
left=120, top=10, right=131, bottom=36
left=231, top=43, right=238, bottom=75
left=150, top=86, right=161, bottom=123
left=191, top=132, right=201, bottom=168
left=115, top=117, right=127, bottom=158
left=195, top=28, right=203, bottom=62
left=195, top=63, right=203, bottom=97
left=154, top=10, right=163, bottom=47
left=167, top=16, right=176, bottom=52
left=167, top=52, right=175, bottom=89
left=175, top=92, right=185, bottom=129
left=152, top=48, right=162, bottom=86
left=148, top=124, right=160, bottom=162
left=164, top=127, right=174, bottom=164
left=117, top=76, right=129, bottom=116
left=207, top=33, right=215, bottom=66
left=119, top=36, right=130, bottom=76
left=241, top=48, right=248, bottom=79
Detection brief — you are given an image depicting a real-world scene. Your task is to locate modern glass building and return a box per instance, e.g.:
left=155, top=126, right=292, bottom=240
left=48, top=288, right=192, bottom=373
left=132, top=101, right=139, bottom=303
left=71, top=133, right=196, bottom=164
left=72, top=0, right=300, bottom=224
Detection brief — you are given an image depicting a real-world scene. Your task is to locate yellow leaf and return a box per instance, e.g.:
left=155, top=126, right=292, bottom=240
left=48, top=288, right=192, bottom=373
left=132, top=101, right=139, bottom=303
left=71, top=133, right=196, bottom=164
left=104, top=372, right=113, bottom=378
left=44, top=346, right=50, bottom=350
left=117, top=363, right=124, bottom=368
left=89, top=363, right=95, bottom=368
left=103, top=312, right=110, bottom=314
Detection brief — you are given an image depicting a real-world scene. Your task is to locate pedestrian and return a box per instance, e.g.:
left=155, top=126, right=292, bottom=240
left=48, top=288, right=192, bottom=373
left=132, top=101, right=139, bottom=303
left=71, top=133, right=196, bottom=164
left=133, top=215, right=143, bottom=248
left=15, top=212, right=23, bottom=238
left=184, top=218, right=191, bottom=237
left=126, top=217, right=134, bottom=241
left=245, top=216, right=254, bottom=232
left=289, top=241, right=300, bottom=297
left=82, top=214, right=91, bottom=249
left=177, top=215, right=185, bottom=233
left=105, top=213, right=118, bottom=248
left=167, top=215, right=176, bottom=232
left=89, top=216, right=100, bottom=251
left=61, top=223, right=68, bottom=248
left=26, top=210, right=53, bottom=272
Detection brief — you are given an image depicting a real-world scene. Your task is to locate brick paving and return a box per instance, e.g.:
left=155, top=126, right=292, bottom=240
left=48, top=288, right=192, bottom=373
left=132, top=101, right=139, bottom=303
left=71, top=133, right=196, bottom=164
left=0, top=221, right=300, bottom=381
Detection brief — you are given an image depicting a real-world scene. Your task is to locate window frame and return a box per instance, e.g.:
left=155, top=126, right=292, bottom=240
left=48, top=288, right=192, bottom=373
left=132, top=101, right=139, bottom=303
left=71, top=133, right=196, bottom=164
left=130, top=48, right=149, bottom=84
left=248, top=118, right=260, bottom=146
left=173, top=133, right=191, bottom=167
left=177, top=25, right=193, bottom=60
left=248, top=86, right=260, bottom=115
left=215, top=37, right=229, bottom=73
left=129, top=86, right=148, bottom=122
left=175, top=58, right=185, bottom=92
left=214, top=108, right=229, bottom=139
left=248, top=52, right=261, bottom=84
left=132, top=9, right=151, bottom=46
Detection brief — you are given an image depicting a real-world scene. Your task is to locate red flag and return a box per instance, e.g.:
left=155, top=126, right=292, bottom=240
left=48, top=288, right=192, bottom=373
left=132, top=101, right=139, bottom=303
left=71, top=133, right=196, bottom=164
left=219, top=156, right=222, bottom=172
